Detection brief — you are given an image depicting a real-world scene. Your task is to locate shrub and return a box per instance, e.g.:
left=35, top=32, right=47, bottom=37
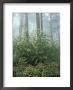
left=13, top=30, right=60, bottom=77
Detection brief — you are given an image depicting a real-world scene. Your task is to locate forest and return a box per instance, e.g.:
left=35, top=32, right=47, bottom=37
left=13, top=13, right=60, bottom=77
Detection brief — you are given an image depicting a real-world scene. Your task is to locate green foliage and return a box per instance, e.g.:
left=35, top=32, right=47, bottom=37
left=13, top=30, right=60, bottom=77
left=13, top=63, right=60, bottom=77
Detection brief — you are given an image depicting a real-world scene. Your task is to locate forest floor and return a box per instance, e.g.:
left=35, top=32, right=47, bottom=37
left=13, top=63, right=60, bottom=77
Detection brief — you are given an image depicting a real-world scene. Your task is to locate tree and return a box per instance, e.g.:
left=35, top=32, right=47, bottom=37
left=40, top=13, right=43, bottom=31
left=50, top=13, right=60, bottom=47
left=25, top=13, right=29, bottom=42
left=19, top=13, right=24, bottom=39
left=36, top=13, right=40, bottom=37
left=49, top=13, right=54, bottom=46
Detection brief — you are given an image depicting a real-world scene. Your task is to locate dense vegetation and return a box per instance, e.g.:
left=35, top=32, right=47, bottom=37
left=13, top=31, right=60, bottom=77
left=13, top=13, right=60, bottom=77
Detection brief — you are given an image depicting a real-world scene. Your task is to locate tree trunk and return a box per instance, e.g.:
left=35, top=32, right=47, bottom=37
left=36, top=13, right=40, bottom=37
left=25, top=13, right=29, bottom=42
left=49, top=13, right=54, bottom=46
left=19, top=13, right=24, bottom=39
left=40, top=13, right=43, bottom=31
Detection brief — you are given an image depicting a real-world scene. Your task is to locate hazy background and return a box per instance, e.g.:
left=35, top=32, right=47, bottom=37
left=12, top=13, right=60, bottom=46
